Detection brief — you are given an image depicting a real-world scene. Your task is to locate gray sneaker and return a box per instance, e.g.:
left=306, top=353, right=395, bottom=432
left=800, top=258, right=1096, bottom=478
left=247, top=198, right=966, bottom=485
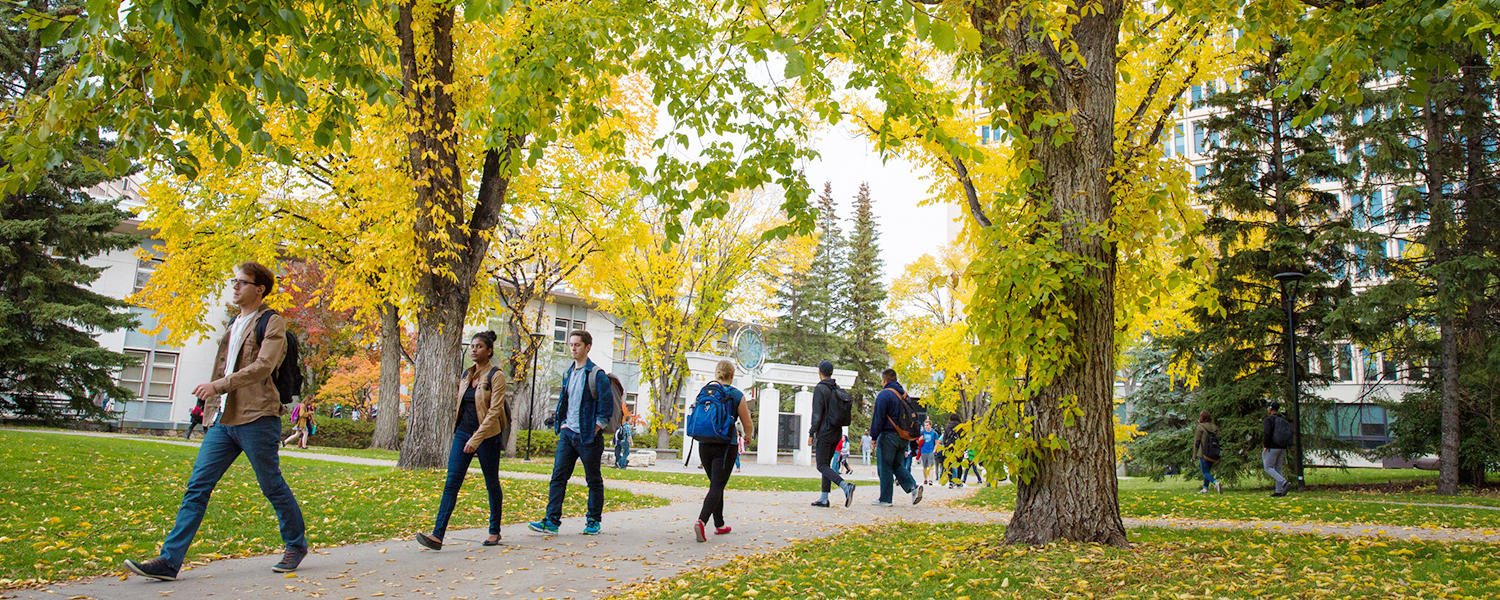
left=272, top=546, right=307, bottom=573
left=912, top=485, right=924, bottom=505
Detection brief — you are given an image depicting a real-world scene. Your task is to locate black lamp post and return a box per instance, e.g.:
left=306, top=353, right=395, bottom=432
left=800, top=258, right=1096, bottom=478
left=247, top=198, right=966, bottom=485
left=525, top=331, right=549, bottom=461
left=1273, top=271, right=1306, bottom=490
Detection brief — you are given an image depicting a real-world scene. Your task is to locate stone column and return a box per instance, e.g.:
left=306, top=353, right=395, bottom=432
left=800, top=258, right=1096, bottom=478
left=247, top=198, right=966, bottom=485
left=794, top=386, right=814, bottom=466
left=757, top=387, right=780, bottom=465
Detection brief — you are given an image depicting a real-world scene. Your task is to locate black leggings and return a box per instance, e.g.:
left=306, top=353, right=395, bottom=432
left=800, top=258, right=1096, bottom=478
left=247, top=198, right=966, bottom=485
left=697, top=442, right=737, bottom=528
left=814, top=433, right=846, bottom=493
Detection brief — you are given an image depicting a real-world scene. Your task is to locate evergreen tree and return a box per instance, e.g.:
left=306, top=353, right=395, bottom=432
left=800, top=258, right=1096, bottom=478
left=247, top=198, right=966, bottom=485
left=1338, top=49, right=1500, bottom=490
left=840, top=183, right=888, bottom=424
left=768, top=182, right=846, bottom=367
left=1122, top=340, right=1200, bottom=478
left=0, top=1, right=140, bottom=421
left=1165, top=40, right=1362, bottom=485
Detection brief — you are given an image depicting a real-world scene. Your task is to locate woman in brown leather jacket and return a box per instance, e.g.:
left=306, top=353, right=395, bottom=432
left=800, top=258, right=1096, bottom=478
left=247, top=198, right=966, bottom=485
left=416, top=330, right=509, bottom=549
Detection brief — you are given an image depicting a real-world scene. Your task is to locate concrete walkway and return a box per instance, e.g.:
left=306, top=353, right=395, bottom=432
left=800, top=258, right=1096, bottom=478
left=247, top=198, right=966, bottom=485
left=9, top=430, right=1500, bottom=600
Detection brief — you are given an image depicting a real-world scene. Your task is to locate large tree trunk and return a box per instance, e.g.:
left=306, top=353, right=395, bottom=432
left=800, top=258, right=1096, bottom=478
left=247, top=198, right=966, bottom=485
left=401, top=300, right=466, bottom=468
left=975, top=0, right=1129, bottom=547
left=371, top=302, right=403, bottom=450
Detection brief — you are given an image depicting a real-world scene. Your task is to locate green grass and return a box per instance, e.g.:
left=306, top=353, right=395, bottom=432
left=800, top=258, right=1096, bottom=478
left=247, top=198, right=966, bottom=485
left=617, top=522, right=1500, bottom=600
left=959, top=468, right=1500, bottom=530
left=0, top=430, right=668, bottom=587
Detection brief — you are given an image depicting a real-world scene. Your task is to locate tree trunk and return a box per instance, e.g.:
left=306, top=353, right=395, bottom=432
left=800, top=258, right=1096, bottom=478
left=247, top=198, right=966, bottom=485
left=371, top=302, right=403, bottom=450
left=976, top=1, right=1129, bottom=547
left=400, top=300, right=465, bottom=468
left=1422, top=86, right=1460, bottom=496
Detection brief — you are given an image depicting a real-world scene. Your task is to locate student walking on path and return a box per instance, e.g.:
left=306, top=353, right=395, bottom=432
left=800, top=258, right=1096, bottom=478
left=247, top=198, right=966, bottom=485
left=1263, top=402, right=1292, bottom=497
left=184, top=399, right=205, bottom=440
left=808, top=360, right=855, bottom=508
left=1194, top=410, right=1222, bottom=494
left=870, top=369, right=923, bottom=506
left=529, top=330, right=614, bottom=536
left=281, top=401, right=311, bottom=449
left=942, top=414, right=963, bottom=488
left=691, top=360, right=755, bottom=542
left=124, top=262, right=306, bottom=581
left=614, top=416, right=633, bottom=469
left=415, top=331, right=509, bottom=550
left=919, top=421, right=940, bottom=486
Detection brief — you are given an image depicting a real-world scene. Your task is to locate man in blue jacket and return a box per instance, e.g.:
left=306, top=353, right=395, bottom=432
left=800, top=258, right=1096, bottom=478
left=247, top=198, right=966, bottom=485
left=529, top=330, right=614, bottom=535
left=869, top=368, right=923, bottom=506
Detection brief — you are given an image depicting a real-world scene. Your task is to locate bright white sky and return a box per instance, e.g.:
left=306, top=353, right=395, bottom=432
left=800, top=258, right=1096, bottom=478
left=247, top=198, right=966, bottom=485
left=799, top=121, right=957, bottom=285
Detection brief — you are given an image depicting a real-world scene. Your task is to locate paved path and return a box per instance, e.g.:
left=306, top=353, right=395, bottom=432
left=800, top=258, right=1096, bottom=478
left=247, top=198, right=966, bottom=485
left=9, top=429, right=1500, bottom=600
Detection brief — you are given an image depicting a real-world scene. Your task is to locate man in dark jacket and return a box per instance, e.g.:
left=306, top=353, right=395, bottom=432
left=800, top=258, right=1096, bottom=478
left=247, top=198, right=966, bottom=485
left=1262, top=402, right=1290, bottom=497
left=808, top=360, right=855, bottom=507
left=869, top=369, right=923, bottom=506
left=529, top=330, right=614, bottom=536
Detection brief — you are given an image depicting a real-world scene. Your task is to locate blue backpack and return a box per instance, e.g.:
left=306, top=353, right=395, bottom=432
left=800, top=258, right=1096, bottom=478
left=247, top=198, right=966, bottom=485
left=685, top=382, right=737, bottom=443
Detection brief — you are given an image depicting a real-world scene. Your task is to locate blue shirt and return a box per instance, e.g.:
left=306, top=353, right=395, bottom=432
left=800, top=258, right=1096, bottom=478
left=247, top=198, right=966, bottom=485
left=921, top=430, right=939, bottom=454
left=564, top=367, right=586, bottom=432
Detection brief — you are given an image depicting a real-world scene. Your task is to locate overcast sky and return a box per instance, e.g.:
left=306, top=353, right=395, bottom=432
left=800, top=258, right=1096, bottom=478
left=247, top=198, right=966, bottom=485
left=799, top=121, right=956, bottom=285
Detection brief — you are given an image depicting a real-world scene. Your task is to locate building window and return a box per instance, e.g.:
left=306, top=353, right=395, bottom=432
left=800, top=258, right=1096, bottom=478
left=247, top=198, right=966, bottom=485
left=1174, top=124, right=1186, bottom=156
left=1333, top=344, right=1353, bottom=382
left=133, top=255, right=164, bottom=295
left=1327, top=403, right=1392, bottom=449
left=1194, top=164, right=1208, bottom=183
left=552, top=304, right=587, bottom=354
left=624, top=392, right=638, bottom=416
left=613, top=334, right=638, bottom=363
left=119, top=349, right=179, bottom=423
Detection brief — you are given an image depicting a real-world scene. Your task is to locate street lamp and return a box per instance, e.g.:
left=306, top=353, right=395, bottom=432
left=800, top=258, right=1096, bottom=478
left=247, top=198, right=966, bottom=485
left=1273, top=271, right=1306, bottom=490
left=525, top=331, right=549, bottom=461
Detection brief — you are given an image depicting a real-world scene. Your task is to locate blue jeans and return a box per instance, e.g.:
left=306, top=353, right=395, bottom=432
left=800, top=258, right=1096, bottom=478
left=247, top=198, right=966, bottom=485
left=431, top=429, right=503, bottom=539
left=876, top=432, right=917, bottom=503
left=615, top=436, right=631, bottom=469
left=160, top=416, right=305, bottom=568
left=544, top=428, right=605, bottom=525
left=1199, top=458, right=1217, bottom=488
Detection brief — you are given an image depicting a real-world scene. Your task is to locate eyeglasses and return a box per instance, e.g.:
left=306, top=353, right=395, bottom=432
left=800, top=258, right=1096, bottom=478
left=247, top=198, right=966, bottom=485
left=229, top=278, right=260, bottom=289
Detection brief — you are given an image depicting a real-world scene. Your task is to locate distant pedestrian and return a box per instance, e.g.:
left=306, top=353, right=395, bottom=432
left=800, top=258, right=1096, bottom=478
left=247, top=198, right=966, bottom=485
left=415, top=330, right=508, bottom=550
left=837, top=435, right=853, bottom=475
left=919, top=421, right=939, bottom=485
left=1194, top=410, right=1222, bottom=494
left=528, top=330, right=613, bottom=536
left=123, top=261, right=306, bottom=581
left=1263, top=402, right=1292, bottom=497
left=281, top=401, right=311, bottom=449
left=869, top=369, right=922, bottom=506
left=690, top=360, right=755, bottom=542
left=860, top=433, right=873, bottom=465
left=614, top=413, right=633, bottom=469
left=184, top=399, right=205, bottom=440
left=963, top=449, right=983, bottom=485
left=808, top=360, right=855, bottom=508
left=942, top=415, right=964, bottom=488
left=734, top=425, right=745, bottom=472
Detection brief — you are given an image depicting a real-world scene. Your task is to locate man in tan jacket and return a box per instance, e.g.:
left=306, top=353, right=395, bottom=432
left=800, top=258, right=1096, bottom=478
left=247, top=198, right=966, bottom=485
left=124, top=262, right=307, bottom=581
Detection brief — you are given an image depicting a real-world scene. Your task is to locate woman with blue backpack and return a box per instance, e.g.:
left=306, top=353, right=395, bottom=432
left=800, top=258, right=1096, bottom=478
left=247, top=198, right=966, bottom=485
left=1194, top=410, right=1222, bottom=494
left=686, top=360, right=754, bottom=543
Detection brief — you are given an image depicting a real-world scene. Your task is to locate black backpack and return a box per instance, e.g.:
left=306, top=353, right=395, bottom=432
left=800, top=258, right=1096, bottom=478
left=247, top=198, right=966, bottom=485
left=1202, top=429, right=1222, bottom=460
left=1271, top=414, right=1295, bottom=448
left=819, top=381, right=853, bottom=428
left=236, top=310, right=304, bottom=408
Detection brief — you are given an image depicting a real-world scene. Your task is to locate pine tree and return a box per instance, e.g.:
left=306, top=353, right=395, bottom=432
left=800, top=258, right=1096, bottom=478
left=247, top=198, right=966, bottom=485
left=1338, top=50, right=1500, bottom=491
left=1165, top=40, right=1363, bottom=485
left=768, top=182, right=846, bottom=367
left=840, top=183, right=888, bottom=424
left=1122, top=340, right=1200, bottom=478
left=0, top=1, right=140, bottom=421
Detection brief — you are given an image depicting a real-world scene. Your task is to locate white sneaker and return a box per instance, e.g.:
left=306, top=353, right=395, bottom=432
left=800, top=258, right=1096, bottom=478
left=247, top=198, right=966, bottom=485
left=1197, top=488, right=1209, bottom=494
left=869, top=500, right=893, bottom=507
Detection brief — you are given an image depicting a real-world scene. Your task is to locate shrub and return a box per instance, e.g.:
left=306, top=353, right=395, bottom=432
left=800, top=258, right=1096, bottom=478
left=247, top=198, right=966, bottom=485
left=283, top=417, right=405, bottom=449
left=512, top=429, right=558, bottom=457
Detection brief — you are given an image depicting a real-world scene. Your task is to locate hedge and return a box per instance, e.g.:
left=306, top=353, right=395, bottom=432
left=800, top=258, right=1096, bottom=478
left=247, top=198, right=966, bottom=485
left=282, top=417, right=405, bottom=449
left=512, top=429, right=558, bottom=457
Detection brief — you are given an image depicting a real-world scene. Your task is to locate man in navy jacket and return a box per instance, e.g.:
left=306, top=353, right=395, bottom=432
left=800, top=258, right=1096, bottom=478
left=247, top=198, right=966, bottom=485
left=869, top=368, right=923, bottom=506
left=529, top=330, right=614, bottom=535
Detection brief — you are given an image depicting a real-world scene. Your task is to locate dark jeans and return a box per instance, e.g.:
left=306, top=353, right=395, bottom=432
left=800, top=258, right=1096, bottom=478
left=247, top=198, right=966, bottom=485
left=697, top=441, right=737, bottom=527
left=431, top=429, right=503, bottom=539
left=814, top=432, right=846, bottom=494
left=615, top=436, right=631, bottom=469
left=876, top=432, right=917, bottom=503
left=1199, top=458, right=1218, bottom=488
left=544, top=428, right=605, bottom=525
left=159, top=416, right=305, bottom=568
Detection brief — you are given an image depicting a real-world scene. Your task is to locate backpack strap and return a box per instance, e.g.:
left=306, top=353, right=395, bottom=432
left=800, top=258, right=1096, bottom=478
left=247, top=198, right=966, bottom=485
left=252, top=309, right=277, bottom=346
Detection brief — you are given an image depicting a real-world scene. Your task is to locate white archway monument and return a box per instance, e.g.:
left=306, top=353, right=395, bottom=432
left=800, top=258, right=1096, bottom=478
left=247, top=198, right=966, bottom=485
left=680, top=351, right=856, bottom=466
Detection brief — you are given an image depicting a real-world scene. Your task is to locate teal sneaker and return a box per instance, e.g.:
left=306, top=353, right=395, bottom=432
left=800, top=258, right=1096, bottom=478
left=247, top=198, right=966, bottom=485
left=581, top=520, right=601, bottom=535
left=527, top=520, right=558, bottom=535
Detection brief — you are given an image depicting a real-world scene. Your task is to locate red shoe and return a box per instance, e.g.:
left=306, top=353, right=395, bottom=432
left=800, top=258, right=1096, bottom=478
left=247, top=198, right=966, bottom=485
left=715, top=525, right=732, bottom=535
left=693, top=520, right=706, bottom=543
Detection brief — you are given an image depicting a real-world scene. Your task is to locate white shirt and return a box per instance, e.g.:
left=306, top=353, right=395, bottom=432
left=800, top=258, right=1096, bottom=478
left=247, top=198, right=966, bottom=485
left=215, top=311, right=260, bottom=425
